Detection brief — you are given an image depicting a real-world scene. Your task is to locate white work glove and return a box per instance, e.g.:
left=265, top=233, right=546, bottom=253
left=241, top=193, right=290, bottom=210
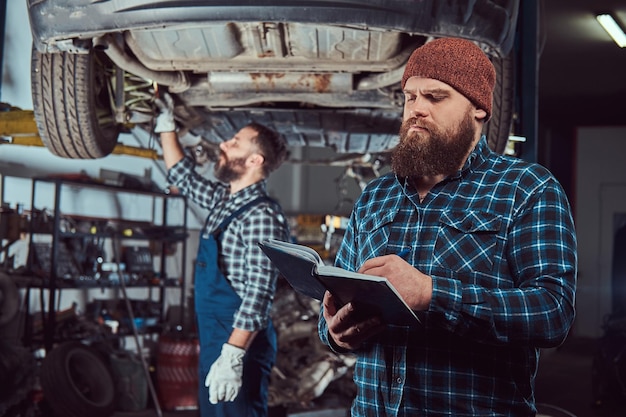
left=204, top=343, right=246, bottom=404
left=154, top=92, right=176, bottom=133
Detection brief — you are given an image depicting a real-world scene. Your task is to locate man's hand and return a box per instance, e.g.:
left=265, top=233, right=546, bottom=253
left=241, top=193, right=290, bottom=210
left=323, top=291, right=385, bottom=351
left=154, top=92, right=176, bottom=133
left=359, top=254, right=433, bottom=310
left=204, top=343, right=246, bottom=404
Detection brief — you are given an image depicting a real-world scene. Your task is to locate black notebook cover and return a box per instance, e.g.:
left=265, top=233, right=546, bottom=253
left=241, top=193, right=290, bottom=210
left=259, top=239, right=420, bottom=326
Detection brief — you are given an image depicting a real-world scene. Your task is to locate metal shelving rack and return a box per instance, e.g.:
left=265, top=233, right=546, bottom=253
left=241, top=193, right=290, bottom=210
left=24, top=176, right=188, bottom=352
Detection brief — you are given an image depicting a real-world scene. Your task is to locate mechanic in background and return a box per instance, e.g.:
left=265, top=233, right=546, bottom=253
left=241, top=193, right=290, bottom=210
left=318, top=37, right=577, bottom=416
left=155, top=95, right=290, bottom=417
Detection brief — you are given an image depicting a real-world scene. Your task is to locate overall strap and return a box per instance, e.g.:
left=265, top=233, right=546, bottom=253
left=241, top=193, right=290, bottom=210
left=210, top=196, right=276, bottom=238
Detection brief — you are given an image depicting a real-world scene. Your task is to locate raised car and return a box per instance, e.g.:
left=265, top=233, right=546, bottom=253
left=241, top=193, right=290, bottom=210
left=28, top=0, right=519, bottom=161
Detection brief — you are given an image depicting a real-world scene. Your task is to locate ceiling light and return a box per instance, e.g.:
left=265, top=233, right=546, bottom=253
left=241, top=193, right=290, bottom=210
left=596, top=14, right=626, bottom=48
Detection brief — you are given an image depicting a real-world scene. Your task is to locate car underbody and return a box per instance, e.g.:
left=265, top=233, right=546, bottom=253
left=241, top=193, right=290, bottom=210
left=28, top=0, right=519, bottom=160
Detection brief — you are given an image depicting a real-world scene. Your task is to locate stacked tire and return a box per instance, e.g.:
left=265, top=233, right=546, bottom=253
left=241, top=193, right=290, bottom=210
left=40, top=342, right=116, bottom=417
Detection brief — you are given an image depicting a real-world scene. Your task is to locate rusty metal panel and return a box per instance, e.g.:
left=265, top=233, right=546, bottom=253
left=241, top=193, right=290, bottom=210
left=207, top=72, right=352, bottom=94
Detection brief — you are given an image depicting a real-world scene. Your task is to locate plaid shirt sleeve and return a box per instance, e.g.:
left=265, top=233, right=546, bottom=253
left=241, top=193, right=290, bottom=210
left=166, top=156, right=223, bottom=209
left=226, top=202, right=290, bottom=331
left=429, top=173, right=578, bottom=347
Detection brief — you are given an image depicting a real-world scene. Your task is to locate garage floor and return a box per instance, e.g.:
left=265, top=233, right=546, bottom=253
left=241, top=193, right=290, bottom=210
left=111, top=336, right=624, bottom=417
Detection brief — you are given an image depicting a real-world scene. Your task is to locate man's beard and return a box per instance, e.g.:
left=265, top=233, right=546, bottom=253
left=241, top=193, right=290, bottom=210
left=214, top=154, right=247, bottom=183
left=391, top=110, right=477, bottom=178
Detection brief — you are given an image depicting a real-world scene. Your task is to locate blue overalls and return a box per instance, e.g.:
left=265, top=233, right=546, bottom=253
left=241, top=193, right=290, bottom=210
left=195, top=197, right=277, bottom=417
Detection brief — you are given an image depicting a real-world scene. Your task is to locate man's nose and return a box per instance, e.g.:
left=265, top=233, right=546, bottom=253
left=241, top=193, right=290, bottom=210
left=407, top=98, right=428, bottom=118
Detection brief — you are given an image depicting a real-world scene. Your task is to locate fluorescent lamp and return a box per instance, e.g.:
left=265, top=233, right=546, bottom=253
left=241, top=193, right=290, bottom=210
left=596, top=14, right=626, bottom=48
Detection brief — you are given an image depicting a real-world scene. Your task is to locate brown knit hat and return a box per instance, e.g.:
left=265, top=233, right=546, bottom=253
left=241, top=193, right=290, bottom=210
left=401, top=37, right=496, bottom=120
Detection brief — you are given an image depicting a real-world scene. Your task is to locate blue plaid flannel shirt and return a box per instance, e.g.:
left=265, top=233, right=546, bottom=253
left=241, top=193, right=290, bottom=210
left=318, top=137, right=577, bottom=416
left=168, top=156, right=289, bottom=331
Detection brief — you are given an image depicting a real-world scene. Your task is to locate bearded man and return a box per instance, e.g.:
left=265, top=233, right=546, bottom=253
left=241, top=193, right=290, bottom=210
left=155, top=103, right=290, bottom=417
left=318, top=37, right=578, bottom=416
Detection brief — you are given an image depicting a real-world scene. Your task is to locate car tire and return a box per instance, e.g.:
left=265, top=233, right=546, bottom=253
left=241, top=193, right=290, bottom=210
left=485, top=52, right=515, bottom=155
left=31, top=47, right=120, bottom=159
left=40, top=342, right=117, bottom=417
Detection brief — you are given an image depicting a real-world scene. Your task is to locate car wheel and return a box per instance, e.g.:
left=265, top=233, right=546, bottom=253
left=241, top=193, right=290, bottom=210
left=31, top=47, right=120, bottom=159
left=485, top=52, right=515, bottom=155
left=40, top=342, right=116, bottom=417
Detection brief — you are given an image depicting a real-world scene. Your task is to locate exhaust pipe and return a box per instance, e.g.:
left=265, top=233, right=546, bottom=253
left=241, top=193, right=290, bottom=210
left=94, top=34, right=190, bottom=93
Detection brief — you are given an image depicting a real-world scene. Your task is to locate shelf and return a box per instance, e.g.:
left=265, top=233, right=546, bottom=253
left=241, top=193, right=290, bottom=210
left=31, top=175, right=180, bottom=198
left=47, top=229, right=190, bottom=241
left=23, top=176, right=189, bottom=352
left=17, top=276, right=183, bottom=290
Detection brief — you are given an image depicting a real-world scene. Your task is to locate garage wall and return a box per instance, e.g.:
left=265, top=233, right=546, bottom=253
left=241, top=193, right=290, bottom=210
left=1, top=1, right=30, bottom=110
left=574, top=126, right=626, bottom=338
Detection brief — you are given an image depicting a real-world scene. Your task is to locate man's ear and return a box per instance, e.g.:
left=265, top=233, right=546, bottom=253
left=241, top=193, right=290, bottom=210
left=248, top=153, right=265, bottom=167
left=474, top=107, right=488, bottom=121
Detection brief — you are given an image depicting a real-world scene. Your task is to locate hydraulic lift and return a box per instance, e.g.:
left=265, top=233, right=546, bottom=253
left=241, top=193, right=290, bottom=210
left=0, top=104, right=160, bottom=160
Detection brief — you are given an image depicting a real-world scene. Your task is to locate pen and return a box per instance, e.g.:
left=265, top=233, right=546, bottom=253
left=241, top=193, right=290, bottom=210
left=397, top=247, right=411, bottom=258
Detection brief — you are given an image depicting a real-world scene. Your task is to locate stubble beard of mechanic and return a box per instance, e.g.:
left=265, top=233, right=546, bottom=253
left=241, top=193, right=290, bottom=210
left=392, top=108, right=476, bottom=179
left=214, top=153, right=247, bottom=183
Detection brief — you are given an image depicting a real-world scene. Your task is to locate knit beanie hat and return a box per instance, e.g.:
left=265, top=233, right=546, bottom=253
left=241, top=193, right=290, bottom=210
left=401, top=37, right=496, bottom=120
